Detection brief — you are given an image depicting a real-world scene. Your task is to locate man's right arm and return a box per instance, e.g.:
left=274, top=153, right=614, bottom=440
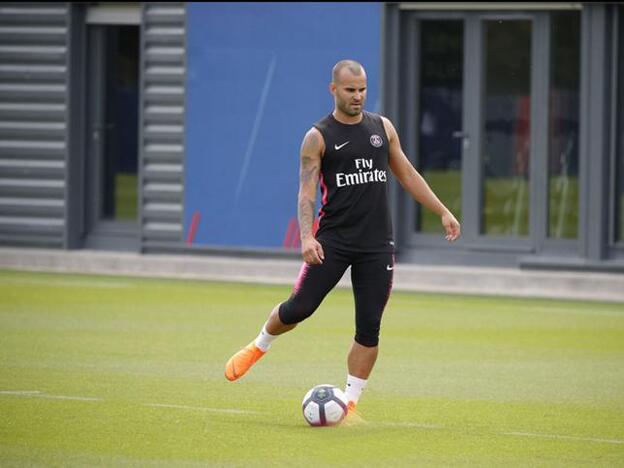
left=298, top=128, right=325, bottom=264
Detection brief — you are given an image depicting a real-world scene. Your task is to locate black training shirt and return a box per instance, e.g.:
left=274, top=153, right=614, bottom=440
left=312, top=111, right=394, bottom=252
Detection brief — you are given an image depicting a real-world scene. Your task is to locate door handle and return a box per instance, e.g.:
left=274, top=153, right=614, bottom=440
left=452, top=131, right=470, bottom=150
left=92, top=123, right=115, bottom=140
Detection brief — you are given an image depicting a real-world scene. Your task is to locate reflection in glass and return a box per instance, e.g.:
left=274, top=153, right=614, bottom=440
left=548, top=11, right=580, bottom=239
left=481, top=20, right=532, bottom=237
left=103, top=26, right=139, bottom=222
left=416, top=20, right=463, bottom=233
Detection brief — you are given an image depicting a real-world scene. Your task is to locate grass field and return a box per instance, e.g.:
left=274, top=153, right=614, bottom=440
left=1, top=269, right=623, bottom=466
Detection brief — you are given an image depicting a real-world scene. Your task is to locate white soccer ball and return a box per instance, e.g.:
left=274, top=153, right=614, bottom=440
left=301, top=384, right=348, bottom=426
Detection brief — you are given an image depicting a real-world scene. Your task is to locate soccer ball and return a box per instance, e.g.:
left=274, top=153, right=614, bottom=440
left=301, top=384, right=348, bottom=426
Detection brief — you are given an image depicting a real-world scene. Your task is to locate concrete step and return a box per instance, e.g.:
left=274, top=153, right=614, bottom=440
left=1, top=247, right=623, bottom=302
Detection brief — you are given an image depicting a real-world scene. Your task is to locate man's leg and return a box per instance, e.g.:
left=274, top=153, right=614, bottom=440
left=344, top=250, right=394, bottom=407
left=264, top=303, right=297, bottom=335
left=223, top=304, right=295, bottom=383
left=347, top=340, right=378, bottom=379
left=225, top=243, right=349, bottom=381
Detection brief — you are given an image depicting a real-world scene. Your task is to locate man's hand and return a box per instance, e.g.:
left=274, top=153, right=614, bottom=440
left=442, top=211, right=461, bottom=242
left=301, top=236, right=325, bottom=265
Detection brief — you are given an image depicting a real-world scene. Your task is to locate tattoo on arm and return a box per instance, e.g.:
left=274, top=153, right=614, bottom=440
left=298, top=133, right=321, bottom=240
left=300, top=155, right=318, bottom=185
left=298, top=198, right=316, bottom=240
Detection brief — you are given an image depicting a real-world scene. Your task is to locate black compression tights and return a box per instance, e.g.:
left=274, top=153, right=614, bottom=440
left=278, top=243, right=394, bottom=347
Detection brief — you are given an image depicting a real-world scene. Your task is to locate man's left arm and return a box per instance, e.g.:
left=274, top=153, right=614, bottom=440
left=383, top=116, right=461, bottom=242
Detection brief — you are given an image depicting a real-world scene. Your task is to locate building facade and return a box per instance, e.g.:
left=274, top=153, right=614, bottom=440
left=0, top=2, right=623, bottom=272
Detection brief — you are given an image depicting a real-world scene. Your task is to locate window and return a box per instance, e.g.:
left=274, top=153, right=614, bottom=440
left=615, top=6, right=624, bottom=243
left=548, top=11, right=580, bottom=239
left=481, top=19, right=532, bottom=236
left=416, top=20, right=463, bottom=233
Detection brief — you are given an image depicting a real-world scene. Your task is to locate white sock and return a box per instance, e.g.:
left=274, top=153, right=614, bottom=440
left=344, top=374, right=367, bottom=404
left=254, top=324, right=277, bottom=352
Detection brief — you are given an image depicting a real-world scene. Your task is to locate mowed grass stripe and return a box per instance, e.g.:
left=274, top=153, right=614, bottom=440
left=1, top=270, right=623, bottom=466
left=4, top=390, right=623, bottom=447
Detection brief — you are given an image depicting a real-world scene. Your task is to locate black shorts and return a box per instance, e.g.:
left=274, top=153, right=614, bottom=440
left=278, top=242, right=394, bottom=347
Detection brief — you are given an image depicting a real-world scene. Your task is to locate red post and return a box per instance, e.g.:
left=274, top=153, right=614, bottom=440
left=187, top=211, right=201, bottom=245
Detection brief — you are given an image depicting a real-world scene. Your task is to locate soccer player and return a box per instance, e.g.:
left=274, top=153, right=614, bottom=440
left=225, top=60, right=461, bottom=414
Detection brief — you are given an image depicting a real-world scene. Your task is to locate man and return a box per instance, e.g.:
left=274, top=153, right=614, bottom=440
left=225, top=60, right=460, bottom=415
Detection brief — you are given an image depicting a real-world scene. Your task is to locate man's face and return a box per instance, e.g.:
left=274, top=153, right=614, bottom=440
left=331, top=68, right=367, bottom=117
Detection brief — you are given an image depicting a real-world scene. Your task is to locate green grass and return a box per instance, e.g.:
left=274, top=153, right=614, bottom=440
left=114, top=173, right=137, bottom=221
left=1, top=270, right=623, bottom=466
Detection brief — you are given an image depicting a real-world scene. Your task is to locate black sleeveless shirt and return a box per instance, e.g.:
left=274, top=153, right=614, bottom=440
left=313, top=111, right=394, bottom=252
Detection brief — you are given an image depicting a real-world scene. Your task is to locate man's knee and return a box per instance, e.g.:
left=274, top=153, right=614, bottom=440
left=354, top=331, right=379, bottom=347
left=278, top=297, right=317, bottom=325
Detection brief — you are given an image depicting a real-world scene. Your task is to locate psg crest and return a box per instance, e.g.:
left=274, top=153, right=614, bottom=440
left=370, top=134, right=383, bottom=148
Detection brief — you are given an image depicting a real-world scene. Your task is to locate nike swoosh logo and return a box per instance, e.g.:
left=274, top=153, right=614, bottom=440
left=386, top=265, right=394, bottom=271
left=334, top=141, right=350, bottom=150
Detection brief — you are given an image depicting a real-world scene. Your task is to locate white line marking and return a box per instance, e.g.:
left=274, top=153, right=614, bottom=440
left=36, top=394, right=103, bottom=402
left=503, top=431, right=624, bottom=445
left=368, top=421, right=624, bottom=446
left=0, top=278, right=130, bottom=288
left=376, top=421, right=444, bottom=429
left=0, top=390, right=102, bottom=401
left=144, top=403, right=263, bottom=415
left=2, top=390, right=621, bottom=445
left=0, top=390, right=41, bottom=395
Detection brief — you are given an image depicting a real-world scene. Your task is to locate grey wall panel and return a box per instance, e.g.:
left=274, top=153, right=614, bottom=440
left=0, top=3, right=69, bottom=247
left=140, top=3, right=186, bottom=249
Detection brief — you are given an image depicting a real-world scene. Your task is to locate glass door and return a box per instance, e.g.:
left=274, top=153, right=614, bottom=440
left=84, top=24, right=140, bottom=250
left=480, top=17, right=532, bottom=238
left=413, top=19, right=464, bottom=234
left=399, top=8, right=584, bottom=263
left=406, top=12, right=541, bottom=251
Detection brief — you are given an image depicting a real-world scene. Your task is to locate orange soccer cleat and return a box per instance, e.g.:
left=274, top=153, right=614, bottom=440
left=224, top=341, right=266, bottom=381
left=343, top=400, right=366, bottom=426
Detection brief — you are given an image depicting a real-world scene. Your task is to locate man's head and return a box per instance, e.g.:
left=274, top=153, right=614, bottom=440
left=330, top=60, right=367, bottom=117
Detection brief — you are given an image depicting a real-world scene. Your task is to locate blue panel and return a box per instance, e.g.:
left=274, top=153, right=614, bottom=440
left=185, top=2, right=381, bottom=248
